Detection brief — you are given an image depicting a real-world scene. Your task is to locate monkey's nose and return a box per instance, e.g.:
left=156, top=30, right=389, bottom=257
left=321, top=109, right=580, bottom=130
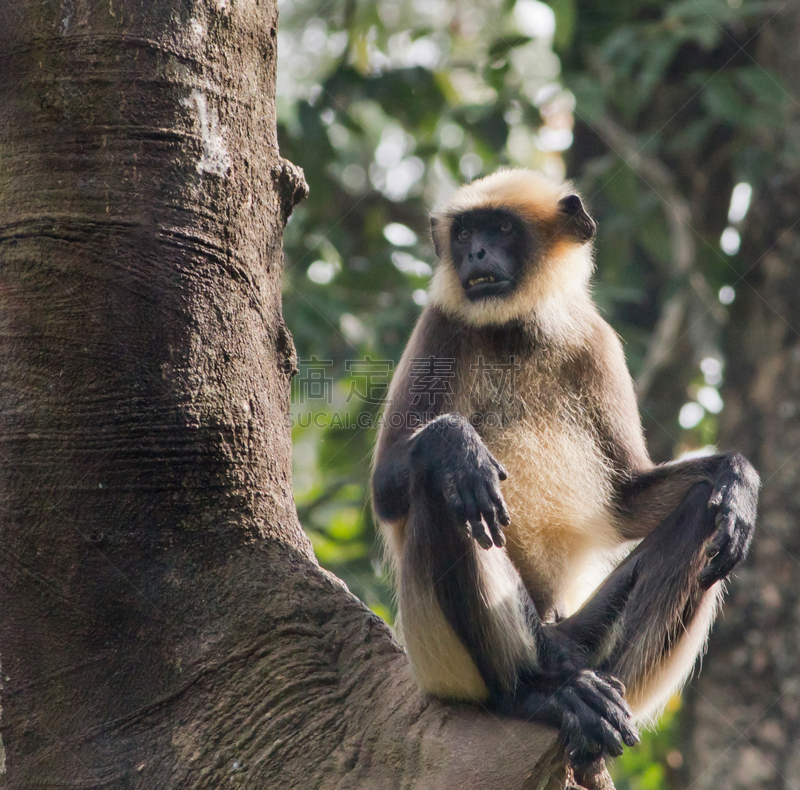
left=468, top=248, right=486, bottom=262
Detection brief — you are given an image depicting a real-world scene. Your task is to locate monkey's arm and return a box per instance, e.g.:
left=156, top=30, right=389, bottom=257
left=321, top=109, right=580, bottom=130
left=371, top=307, right=476, bottom=541
left=371, top=436, right=412, bottom=523
left=373, top=411, right=509, bottom=543
left=616, top=453, right=759, bottom=586
left=582, top=315, right=759, bottom=582
left=569, top=317, right=759, bottom=718
left=372, top=307, right=463, bottom=529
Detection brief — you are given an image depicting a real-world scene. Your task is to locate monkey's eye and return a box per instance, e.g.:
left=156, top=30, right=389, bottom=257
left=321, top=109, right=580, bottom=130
left=458, top=229, right=470, bottom=242
left=500, top=220, right=513, bottom=234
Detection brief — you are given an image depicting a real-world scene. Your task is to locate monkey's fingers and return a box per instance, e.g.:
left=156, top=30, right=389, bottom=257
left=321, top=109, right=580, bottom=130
left=593, top=718, right=626, bottom=759
left=487, top=485, right=511, bottom=528
left=466, top=511, right=493, bottom=550
left=482, top=515, right=505, bottom=548
left=574, top=672, right=631, bottom=717
left=469, top=518, right=493, bottom=550
left=573, top=671, right=638, bottom=748
left=705, top=511, right=732, bottom=557
left=563, top=687, right=625, bottom=751
left=521, top=692, right=604, bottom=764
left=707, top=483, right=728, bottom=511
left=598, top=673, right=626, bottom=697
left=455, top=483, right=492, bottom=549
left=474, top=484, right=506, bottom=547
left=492, top=458, right=509, bottom=481
left=458, top=486, right=492, bottom=549
left=559, top=689, right=626, bottom=763
left=699, top=551, right=736, bottom=588
left=445, top=483, right=467, bottom=522
left=560, top=713, right=600, bottom=766
left=520, top=675, right=636, bottom=767
left=445, top=483, right=484, bottom=547
left=699, top=510, right=751, bottom=588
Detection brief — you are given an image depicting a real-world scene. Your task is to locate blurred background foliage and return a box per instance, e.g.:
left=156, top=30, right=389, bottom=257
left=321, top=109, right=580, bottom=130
left=276, top=1, right=789, bottom=785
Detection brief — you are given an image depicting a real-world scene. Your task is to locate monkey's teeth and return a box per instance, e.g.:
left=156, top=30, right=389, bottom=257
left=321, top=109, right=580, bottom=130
left=468, top=276, right=497, bottom=287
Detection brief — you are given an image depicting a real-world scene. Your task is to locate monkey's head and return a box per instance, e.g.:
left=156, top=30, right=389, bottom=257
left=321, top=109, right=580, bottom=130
left=428, top=169, right=596, bottom=327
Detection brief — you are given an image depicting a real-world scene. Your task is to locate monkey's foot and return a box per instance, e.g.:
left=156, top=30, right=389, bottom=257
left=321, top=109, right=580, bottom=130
left=514, top=669, right=639, bottom=768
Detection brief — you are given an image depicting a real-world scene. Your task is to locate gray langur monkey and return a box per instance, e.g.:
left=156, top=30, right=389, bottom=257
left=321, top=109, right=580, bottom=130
left=371, top=168, right=759, bottom=769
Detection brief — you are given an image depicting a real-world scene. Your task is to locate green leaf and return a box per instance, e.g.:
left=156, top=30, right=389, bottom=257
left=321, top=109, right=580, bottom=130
left=635, top=37, right=680, bottom=109
left=326, top=506, right=364, bottom=541
left=551, top=0, right=576, bottom=50
left=736, top=66, right=790, bottom=127
left=366, top=68, right=448, bottom=128
left=308, top=531, right=369, bottom=565
left=701, top=74, right=751, bottom=124
left=488, top=35, right=532, bottom=60
left=567, top=74, right=606, bottom=123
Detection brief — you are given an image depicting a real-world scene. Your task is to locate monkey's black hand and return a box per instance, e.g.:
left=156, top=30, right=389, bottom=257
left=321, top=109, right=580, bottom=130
left=411, top=413, right=510, bottom=548
left=700, top=453, right=760, bottom=589
left=514, top=667, right=639, bottom=768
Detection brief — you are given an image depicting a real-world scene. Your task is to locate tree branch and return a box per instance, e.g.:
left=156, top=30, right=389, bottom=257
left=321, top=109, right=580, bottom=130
left=588, top=114, right=725, bottom=398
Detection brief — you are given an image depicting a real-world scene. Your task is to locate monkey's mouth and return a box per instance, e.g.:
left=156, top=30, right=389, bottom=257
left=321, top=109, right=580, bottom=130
left=464, top=274, right=511, bottom=300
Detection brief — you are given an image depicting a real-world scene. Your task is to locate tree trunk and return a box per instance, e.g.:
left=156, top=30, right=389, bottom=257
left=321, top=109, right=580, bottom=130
left=682, top=4, right=800, bottom=787
left=0, top=2, right=568, bottom=787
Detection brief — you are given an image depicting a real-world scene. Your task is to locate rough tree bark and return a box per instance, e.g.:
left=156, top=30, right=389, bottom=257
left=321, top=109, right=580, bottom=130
left=0, top=2, right=569, bottom=788
left=682, top=4, right=800, bottom=788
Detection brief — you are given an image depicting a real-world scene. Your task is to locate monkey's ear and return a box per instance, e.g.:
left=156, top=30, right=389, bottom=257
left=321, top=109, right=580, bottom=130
left=430, top=216, right=445, bottom=259
left=558, top=194, right=596, bottom=242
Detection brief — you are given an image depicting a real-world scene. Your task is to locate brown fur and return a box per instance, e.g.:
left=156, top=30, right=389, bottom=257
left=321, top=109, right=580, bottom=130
left=374, top=169, right=737, bottom=722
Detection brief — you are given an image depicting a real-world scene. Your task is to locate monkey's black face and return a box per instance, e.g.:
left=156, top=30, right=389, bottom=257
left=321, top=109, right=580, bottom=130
left=449, top=209, right=530, bottom=301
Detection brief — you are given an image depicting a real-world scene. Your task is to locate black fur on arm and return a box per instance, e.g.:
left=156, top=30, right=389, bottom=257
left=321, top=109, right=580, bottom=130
left=372, top=441, right=412, bottom=523
left=616, top=452, right=759, bottom=587
left=372, top=307, right=462, bottom=524
left=578, top=314, right=760, bottom=586
left=410, top=413, right=510, bottom=550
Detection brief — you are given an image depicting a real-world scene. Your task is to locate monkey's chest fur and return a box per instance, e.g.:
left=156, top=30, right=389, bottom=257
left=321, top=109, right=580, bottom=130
left=453, top=343, right=623, bottom=620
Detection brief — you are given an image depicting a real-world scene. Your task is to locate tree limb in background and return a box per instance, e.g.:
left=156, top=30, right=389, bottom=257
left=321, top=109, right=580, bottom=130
left=589, top=114, right=725, bottom=399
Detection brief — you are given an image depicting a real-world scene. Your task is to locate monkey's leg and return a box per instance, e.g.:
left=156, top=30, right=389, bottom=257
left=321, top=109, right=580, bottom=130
left=557, top=481, right=731, bottom=722
left=399, top=414, right=638, bottom=763
left=399, top=474, right=534, bottom=700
